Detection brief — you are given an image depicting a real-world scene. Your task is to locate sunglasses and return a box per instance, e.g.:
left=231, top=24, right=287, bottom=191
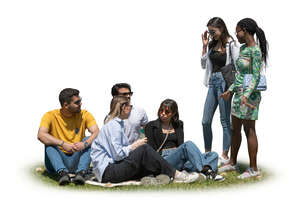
left=119, top=92, right=133, bottom=96
left=73, top=97, right=82, bottom=105
left=159, top=108, right=172, bottom=115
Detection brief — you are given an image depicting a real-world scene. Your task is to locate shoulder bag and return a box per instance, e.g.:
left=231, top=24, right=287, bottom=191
left=220, top=41, right=236, bottom=89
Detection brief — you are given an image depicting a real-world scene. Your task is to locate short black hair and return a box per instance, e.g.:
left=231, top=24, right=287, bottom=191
left=59, top=88, right=80, bottom=107
left=111, top=83, right=131, bottom=96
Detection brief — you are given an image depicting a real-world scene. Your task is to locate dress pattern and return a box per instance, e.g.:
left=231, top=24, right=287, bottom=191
left=228, top=45, right=262, bottom=120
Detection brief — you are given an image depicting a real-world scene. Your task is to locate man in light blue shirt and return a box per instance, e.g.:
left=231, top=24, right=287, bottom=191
left=111, top=83, right=148, bottom=144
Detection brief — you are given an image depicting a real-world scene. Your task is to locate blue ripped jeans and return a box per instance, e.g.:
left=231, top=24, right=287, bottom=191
left=161, top=141, right=218, bottom=172
left=44, top=137, right=91, bottom=174
left=202, top=72, right=232, bottom=152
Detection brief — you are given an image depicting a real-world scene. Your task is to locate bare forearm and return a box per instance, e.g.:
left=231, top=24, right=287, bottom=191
left=38, top=132, right=63, bottom=146
left=84, top=130, right=99, bottom=146
left=85, top=126, right=100, bottom=146
left=202, top=45, right=207, bottom=56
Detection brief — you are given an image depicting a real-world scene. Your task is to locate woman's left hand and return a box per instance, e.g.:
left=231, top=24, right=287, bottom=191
left=219, top=90, right=231, bottom=101
left=241, top=96, right=256, bottom=109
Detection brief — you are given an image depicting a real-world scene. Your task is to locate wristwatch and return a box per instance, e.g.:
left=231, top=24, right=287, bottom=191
left=84, top=141, right=89, bottom=149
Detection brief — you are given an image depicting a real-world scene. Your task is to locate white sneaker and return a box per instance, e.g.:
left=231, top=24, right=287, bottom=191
left=173, top=171, right=199, bottom=183
left=237, top=167, right=261, bottom=179
left=182, top=170, right=206, bottom=182
left=141, top=174, right=171, bottom=185
left=218, top=156, right=230, bottom=166
left=218, top=163, right=239, bottom=173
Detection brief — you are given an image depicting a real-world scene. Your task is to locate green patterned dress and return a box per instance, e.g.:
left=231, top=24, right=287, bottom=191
left=228, top=45, right=262, bottom=120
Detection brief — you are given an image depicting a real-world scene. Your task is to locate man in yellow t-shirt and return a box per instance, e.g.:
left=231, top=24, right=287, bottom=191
left=38, top=88, right=99, bottom=186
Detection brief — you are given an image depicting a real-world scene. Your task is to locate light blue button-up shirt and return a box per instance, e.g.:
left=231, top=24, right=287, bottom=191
left=124, top=106, right=148, bottom=144
left=90, top=117, right=131, bottom=182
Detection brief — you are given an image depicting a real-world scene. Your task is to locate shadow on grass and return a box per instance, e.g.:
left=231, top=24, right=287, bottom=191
left=31, top=162, right=272, bottom=192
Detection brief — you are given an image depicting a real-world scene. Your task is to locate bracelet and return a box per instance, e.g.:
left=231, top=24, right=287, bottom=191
left=84, top=141, right=89, bottom=149
left=59, top=141, right=64, bottom=147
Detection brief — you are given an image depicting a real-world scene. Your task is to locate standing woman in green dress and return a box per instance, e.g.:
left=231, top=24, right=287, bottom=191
left=219, top=18, right=268, bottom=179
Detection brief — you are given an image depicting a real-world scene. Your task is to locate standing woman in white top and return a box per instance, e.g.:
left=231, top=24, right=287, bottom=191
left=201, top=17, right=240, bottom=165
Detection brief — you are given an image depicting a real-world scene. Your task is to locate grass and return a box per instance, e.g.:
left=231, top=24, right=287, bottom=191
left=31, top=162, right=271, bottom=192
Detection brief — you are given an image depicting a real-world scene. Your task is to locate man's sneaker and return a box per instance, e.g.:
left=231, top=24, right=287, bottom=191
left=182, top=170, right=206, bottom=182
left=141, top=174, right=170, bottom=185
left=58, top=170, right=70, bottom=186
left=73, top=170, right=86, bottom=185
left=204, top=169, right=225, bottom=182
left=173, top=171, right=199, bottom=183
left=218, top=156, right=230, bottom=166
left=218, top=163, right=239, bottom=173
left=85, top=167, right=96, bottom=181
left=237, top=167, right=261, bottom=179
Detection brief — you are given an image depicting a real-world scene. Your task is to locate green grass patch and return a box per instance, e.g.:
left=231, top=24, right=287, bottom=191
left=31, top=163, right=270, bottom=191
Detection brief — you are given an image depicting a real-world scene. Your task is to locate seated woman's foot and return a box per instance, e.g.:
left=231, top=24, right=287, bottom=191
left=182, top=170, right=206, bottom=182
left=141, top=174, right=170, bottom=186
left=218, top=163, right=239, bottom=173
left=203, top=169, right=225, bottom=182
left=237, top=167, right=261, bottom=179
left=173, top=171, right=199, bottom=183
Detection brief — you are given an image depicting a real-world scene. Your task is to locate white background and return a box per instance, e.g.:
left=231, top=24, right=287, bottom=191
left=1, top=0, right=299, bottom=210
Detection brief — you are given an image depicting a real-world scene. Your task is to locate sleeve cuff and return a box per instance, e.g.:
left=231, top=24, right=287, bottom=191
left=123, top=145, right=131, bottom=156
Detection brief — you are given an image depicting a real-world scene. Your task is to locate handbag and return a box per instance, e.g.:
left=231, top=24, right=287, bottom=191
left=243, top=56, right=267, bottom=91
left=220, top=41, right=236, bottom=89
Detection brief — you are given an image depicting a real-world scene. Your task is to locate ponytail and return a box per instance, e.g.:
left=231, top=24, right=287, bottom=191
left=237, top=18, right=269, bottom=66
left=255, top=26, right=268, bottom=65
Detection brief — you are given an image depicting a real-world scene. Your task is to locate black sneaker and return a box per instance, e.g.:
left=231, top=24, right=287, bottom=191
left=73, top=170, right=86, bottom=185
left=205, top=169, right=225, bottom=182
left=85, top=167, right=96, bottom=181
left=58, top=170, right=70, bottom=186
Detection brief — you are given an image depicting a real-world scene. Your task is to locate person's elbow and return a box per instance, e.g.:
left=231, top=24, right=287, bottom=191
left=90, top=125, right=100, bottom=137
left=37, top=129, right=47, bottom=144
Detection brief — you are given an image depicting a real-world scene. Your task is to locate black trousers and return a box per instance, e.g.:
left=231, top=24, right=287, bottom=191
left=102, top=144, right=176, bottom=183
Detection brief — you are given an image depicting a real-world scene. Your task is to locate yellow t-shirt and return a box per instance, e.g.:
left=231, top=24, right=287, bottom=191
left=40, top=109, right=97, bottom=153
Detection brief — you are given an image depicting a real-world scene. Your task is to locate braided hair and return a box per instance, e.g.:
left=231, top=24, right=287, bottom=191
left=237, top=18, right=268, bottom=65
left=207, top=17, right=234, bottom=50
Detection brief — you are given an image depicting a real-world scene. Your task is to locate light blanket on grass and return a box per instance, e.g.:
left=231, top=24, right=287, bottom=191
left=85, top=180, right=141, bottom=187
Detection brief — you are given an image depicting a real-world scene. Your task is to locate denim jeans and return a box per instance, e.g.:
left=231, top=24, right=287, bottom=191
left=45, top=137, right=91, bottom=174
left=161, top=141, right=218, bottom=172
left=202, top=72, right=232, bottom=152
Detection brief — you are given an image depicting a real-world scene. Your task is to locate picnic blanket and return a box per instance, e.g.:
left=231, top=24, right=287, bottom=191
left=85, top=180, right=141, bottom=187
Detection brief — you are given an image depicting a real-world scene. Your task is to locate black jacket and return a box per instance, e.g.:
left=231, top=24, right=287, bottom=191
left=145, top=119, right=184, bottom=151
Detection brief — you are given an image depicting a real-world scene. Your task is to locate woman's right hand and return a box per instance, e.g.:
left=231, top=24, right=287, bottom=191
left=130, top=138, right=147, bottom=151
left=202, top=30, right=209, bottom=48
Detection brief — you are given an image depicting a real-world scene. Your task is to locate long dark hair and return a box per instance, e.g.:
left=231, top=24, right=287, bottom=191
left=207, top=17, right=233, bottom=50
left=157, top=99, right=180, bottom=127
left=237, top=18, right=268, bottom=65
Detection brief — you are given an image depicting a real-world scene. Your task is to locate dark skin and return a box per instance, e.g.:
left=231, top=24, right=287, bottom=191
left=219, top=25, right=259, bottom=171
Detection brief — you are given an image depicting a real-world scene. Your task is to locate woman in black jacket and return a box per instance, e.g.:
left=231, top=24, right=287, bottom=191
left=145, top=99, right=224, bottom=181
